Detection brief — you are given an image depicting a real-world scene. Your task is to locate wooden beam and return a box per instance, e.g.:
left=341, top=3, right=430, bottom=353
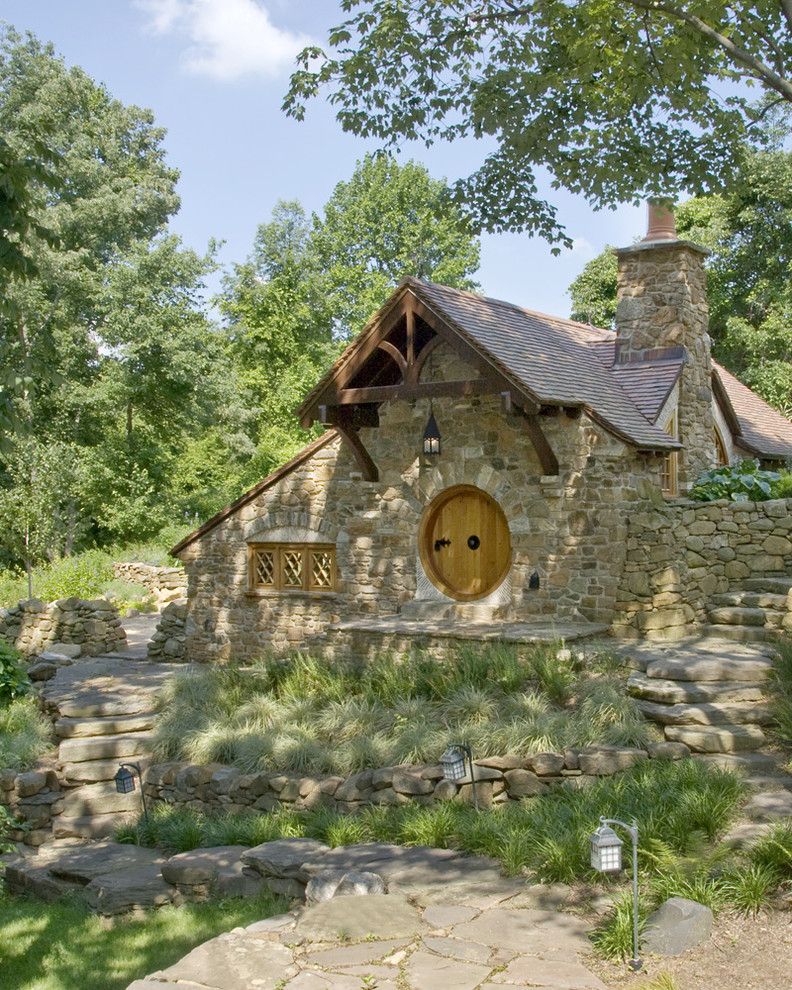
left=408, top=334, right=442, bottom=385
left=377, top=340, right=407, bottom=375
left=331, top=410, right=379, bottom=482
left=521, top=412, right=559, bottom=476
left=334, top=379, right=496, bottom=405
left=406, top=305, right=415, bottom=367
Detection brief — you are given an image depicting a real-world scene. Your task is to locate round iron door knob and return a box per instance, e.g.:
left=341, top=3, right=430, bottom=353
left=467, top=534, right=481, bottom=550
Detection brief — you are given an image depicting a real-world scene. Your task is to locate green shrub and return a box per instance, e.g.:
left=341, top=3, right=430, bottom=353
left=101, top=578, right=154, bottom=614
left=691, top=459, right=780, bottom=502
left=750, top=822, right=792, bottom=880
left=772, top=471, right=792, bottom=499
left=767, top=639, right=792, bottom=746
left=0, top=642, right=29, bottom=704
left=589, top=890, right=649, bottom=961
left=0, top=696, right=52, bottom=770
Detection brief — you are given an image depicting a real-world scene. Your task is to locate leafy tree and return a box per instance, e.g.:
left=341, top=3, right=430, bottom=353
left=286, top=1, right=792, bottom=246
left=224, top=157, right=481, bottom=476
left=568, top=149, right=792, bottom=414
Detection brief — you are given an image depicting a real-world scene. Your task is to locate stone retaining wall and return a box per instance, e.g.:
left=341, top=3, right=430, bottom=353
left=0, top=769, right=63, bottom=847
left=144, top=743, right=688, bottom=815
left=613, top=496, right=792, bottom=639
left=0, top=598, right=126, bottom=657
left=112, top=562, right=186, bottom=605
left=148, top=599, right=188, bottom=662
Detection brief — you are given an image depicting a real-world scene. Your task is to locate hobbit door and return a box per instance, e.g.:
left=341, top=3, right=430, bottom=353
left=419, top=486, right=511, bottom=601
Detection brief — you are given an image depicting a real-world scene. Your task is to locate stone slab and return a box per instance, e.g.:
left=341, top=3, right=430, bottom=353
left=645, top=656, right=773, bottom=683
left=404, top=949, right=490, bottom=990
left=54, top=714, right=156, bottom=738
left=306, top=938, right=409, bottom=968
left=422, top=934, right=492, bottom=964
left=161, top=845, right=249, bottom=885
left=49, top=840, right=163, bottom=884
left=295, top=894, right=426, bottom=940
left=450, top=907, right=591, bottom=954
left=627, top=671, right=767, bottom=704
left=84, top=862, right=175, bottom=915
left=241, top=837, right=330, bottom=881
left=489, top=955, right=608, bottom=988
left=58, top=732, right=155, bottom=764
left=159, top=933, right=295, bottom=990
left=665, top=724, right=766, bottom=752
left=745, top=790, right=792, bottom=822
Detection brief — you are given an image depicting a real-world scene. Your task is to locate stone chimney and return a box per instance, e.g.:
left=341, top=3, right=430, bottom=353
left=615, top=200, right=715, bottom=489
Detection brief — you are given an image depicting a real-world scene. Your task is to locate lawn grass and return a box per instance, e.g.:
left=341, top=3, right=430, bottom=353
left=0, top=885, right=288, bottom=990
left=153, top=642, right=657, bottom=775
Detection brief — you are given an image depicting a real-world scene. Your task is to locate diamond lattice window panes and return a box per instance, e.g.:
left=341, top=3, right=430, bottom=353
left=248, top=543, right=336, bottom=593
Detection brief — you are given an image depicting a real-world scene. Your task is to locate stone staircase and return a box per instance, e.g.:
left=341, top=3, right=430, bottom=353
left=624, top=639, right=778, bottom=754
left=705, top=575, right=792, bottom=643
left=38, top=657, right=177, bottom=839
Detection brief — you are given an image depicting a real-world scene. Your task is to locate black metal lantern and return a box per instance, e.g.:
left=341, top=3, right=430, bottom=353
left=440, top=742, right=479, bottom=810
left=423, top=406, right=441, bottom=456
left=114, top=762, right=149, bottom=821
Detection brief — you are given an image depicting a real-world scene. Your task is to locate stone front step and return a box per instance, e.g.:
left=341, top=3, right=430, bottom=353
left=707, top=606, right=783, bottom=628
left=58, top=731, right=155, bottom=764
left=700, top=624, right=779, bottom=644
left=54, top=714, right=156, bottom=739
left=61, top=757, right=152, bottom=784
left=665, top=724, right=767, bottom=753
left=627, top=671, right=767, bottom=705
left=710, top=592, right=789, bottom=611
left=696, top=751, right=785, bottom=773
left=61, top=782, right=144, bottom=819
left=742, top=576, right=792, bottom=595
left=636, top=699, right=774, bottom=727
left=643, top=655, right=774, bottom=683
left=55, top=696, right=159, bottom=719
left=745, top=790, right=792, bottom=822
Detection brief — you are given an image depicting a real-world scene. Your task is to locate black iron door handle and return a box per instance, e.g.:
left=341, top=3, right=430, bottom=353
left=434, top=537, right=451, bottom=551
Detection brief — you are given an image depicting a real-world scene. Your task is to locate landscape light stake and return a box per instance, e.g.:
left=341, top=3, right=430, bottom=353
left=114, top=762, right=149, bottom=822
left=440, top=743, right=478, bottom=810
left=590, top=816, right=641, bottom=971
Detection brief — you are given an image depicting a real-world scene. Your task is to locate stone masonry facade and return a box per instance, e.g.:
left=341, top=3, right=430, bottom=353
left=614, top=496, right=792, bottom=639
left=179, top=344, right=664, bottom=662
left=615, top=240, right=715, bottom=489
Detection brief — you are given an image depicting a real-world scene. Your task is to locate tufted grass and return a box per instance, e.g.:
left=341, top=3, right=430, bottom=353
left=0, top=884, right=287, bottom=990
left=152, top=642, right=657, bottom=775
left=0, top=697, right=53, bottom=771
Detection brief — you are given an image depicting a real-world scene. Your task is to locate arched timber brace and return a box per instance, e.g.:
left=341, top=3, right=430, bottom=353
left=324, top=407, right=379, bottom=482
left=500, top=391, right=559, bottom=476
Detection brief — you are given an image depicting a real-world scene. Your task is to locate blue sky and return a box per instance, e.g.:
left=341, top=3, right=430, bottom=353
left=1, top=0, right=646, bottom=318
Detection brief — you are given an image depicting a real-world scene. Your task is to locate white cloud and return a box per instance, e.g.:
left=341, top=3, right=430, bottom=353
left=570, top=236, right=594, bottom=256
left=136, top=0, right=313, bottom=81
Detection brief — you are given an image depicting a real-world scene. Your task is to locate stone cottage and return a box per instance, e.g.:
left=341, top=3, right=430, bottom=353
left=173, top=205, right=792, bottom=661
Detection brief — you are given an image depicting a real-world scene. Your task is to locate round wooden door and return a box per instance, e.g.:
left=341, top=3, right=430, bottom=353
left=419, top=486, right=512, bottom=601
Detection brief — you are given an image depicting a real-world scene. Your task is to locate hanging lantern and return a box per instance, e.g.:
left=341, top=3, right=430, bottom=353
left=440, top=745, right=467, bottom=782
left=590, top=823, right=624, bottom=873
left=423, top=406, right=441, bottom=456
left=114, top=765, right=136, bottom=795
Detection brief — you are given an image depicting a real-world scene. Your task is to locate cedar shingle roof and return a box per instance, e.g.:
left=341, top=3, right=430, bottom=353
left=712, top=362, right=792, bottom=459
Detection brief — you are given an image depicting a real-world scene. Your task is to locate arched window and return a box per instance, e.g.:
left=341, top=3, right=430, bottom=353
left=714, top=425, right=729, bottom=466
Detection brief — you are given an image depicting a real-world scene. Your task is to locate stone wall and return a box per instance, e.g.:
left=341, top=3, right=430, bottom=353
left=112, top=562, right=187, bottom=606
left=613, top=496, right=792, bottom=639
left=148, top=599, right=188, bottom=662
left=179, top=343, right=663, bottom=662
left=144, top=743, right=687, bottom=815
left=0, top=769, right=63, bottom=847
left=0, top=598, right=126, bottom=657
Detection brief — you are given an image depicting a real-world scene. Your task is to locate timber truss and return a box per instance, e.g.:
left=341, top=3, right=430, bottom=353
left=297, top=285, right=561, bottom=482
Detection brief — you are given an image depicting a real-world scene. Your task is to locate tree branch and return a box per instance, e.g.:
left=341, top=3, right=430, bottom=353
left=781, top=0, right=792, bottom=35
left=627, top=0, right=792, bottom=102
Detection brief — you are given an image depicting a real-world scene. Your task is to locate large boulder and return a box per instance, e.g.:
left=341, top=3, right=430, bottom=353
left=643, top=896, right=713, bottom=956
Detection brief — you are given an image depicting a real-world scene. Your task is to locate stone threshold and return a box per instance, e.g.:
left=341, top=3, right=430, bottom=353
left=329, top=616, right=609, bottom=643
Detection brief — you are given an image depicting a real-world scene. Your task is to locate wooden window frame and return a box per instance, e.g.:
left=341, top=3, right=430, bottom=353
left=248, top=543, right=337, bottom=594
left=714, top=425, right=729, bottom=466
left=661, top=410, right=679, bottom=497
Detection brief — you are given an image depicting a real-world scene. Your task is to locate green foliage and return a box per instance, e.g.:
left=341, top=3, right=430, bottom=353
left=773, top=471, right=792, bottom=499
left=285, top=2, right=788, bottom=247
left=589, top=890, right=648, bottom=962
left=0, top=803, right=23, bottom=852
left=100, top=579, right=153, bottom=615
left=0, top=641, right=29, bottom=704
left=568, top=148, right=792, bottom=415
left=720, top=863, right=781, bottom=915
left=749, top=822, right=792, bottom=880
left=0, top=696, right=52, bottom=770
left=766, top=639, right=792, bottom=746
left=0, top=883, right=287, bottom=990
left=152, top=643, right=656, bottom=775
left=691, top=459, right=780, bottom=502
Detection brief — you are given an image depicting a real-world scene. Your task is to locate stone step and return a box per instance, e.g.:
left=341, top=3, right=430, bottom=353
left=61, top=782, right=145, bottom=819
left=722, top=822, right=775, bottom=848
left=745, top=790, right=792, bottom=822
left=53, top=811, right=138, bottom=840
left=700, top=624, right=779, bottom=644
left=637, top=699, right=774, bottom=727
left=741, top=576, right=792, bottom=595
left=58, top=731, right=155, bottom=764
left=665, top=724, right=767, bottom=753
left=54, top=714, right=156, bottom=739
left=708, top=606, right=771, bottom=627
left=3, top=859, right=88, bottom=902
left=696, top=751, right=786, bottom=774
left=710, top=592, right=789, bottom=611
left=627, top=671, right=767, bottom=704
left=56, top=696, right=159, bottom=719
left=644, top=655, right=774, bottom=683
left=61, top=757, right=152, bottom=784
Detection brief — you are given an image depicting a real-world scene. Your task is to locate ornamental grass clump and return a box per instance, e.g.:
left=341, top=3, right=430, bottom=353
left=153, top=642, right=651, bottom=776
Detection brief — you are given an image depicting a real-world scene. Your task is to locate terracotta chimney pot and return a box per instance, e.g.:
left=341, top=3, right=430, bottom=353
left=643, top=199, right=677, bottom=242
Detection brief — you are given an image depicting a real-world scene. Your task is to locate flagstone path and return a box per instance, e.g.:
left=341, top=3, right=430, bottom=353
left=127, top=891, right=611, bottom=990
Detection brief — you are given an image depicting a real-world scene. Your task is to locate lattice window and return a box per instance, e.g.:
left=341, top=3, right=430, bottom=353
left=310, top=550, right=334, bottom=590
left=248, top=543, right=336, bottom=593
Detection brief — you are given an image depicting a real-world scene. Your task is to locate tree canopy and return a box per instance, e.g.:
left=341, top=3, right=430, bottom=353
left=568, top=149, right=792, bottom=416
left=285, top=1, right=792, bottom=247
